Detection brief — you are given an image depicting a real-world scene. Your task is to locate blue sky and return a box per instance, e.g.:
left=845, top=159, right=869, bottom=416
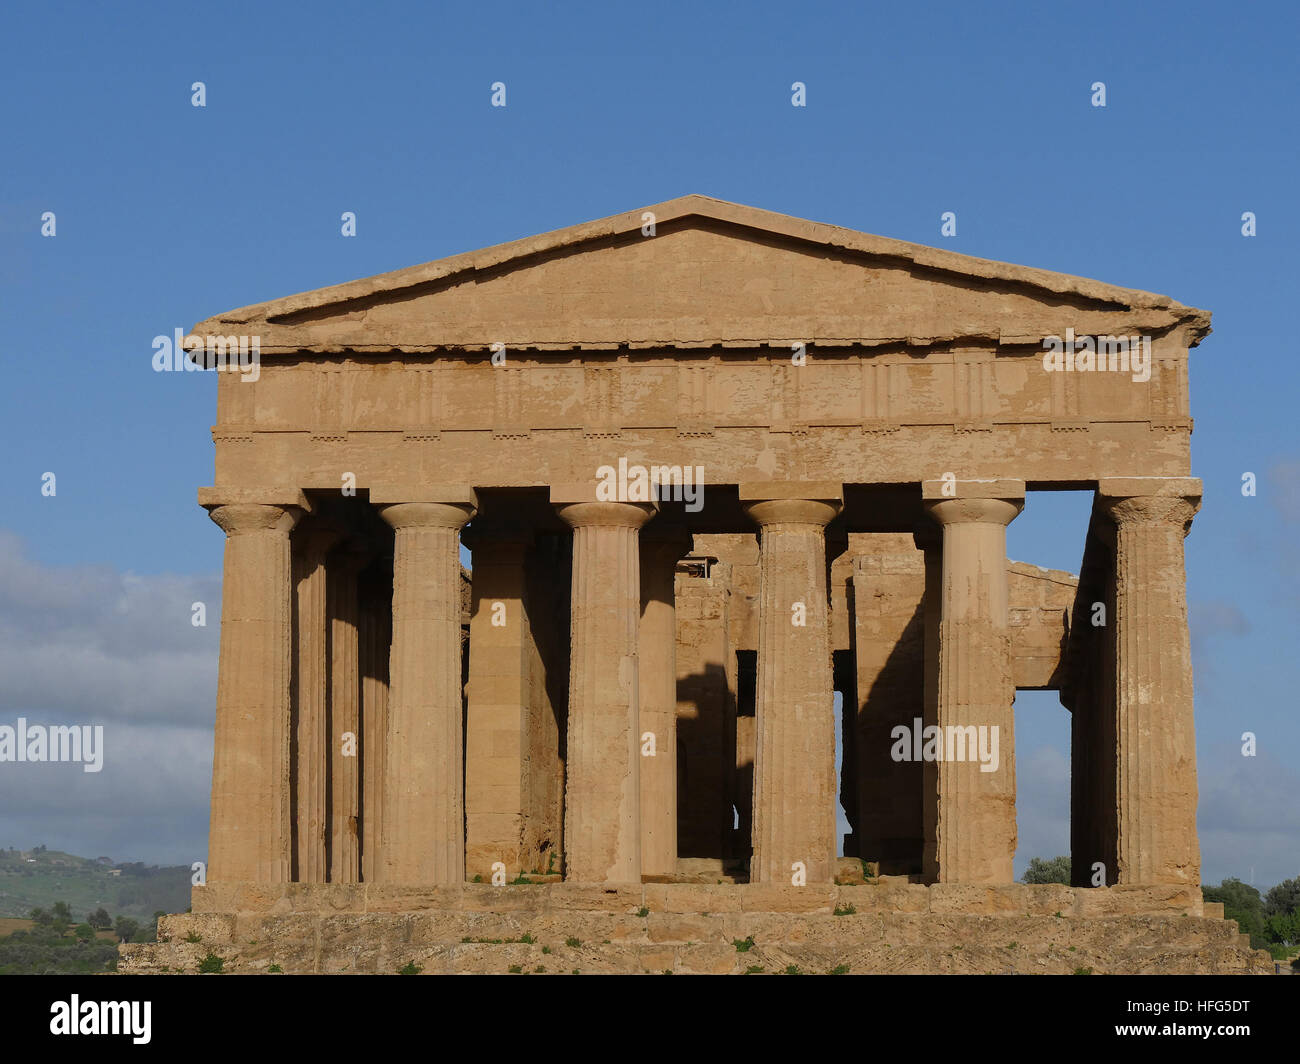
left=0, top=1, right=1295, bottom=887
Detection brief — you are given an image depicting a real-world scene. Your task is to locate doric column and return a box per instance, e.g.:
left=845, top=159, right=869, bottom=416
left=374, top=488, right=477, bottom=884
left=638, top=528, right=693, bottom=878
left=912, top=522, right=943, bottom=882
left=328, top=542, right=369, bottom=884
left=291, top=526, right=338, bottom=883
left=462, top=524, right=533, bottom=881
left=740, top=482, right=842, bottom=885
left=1099, top=477, right=1202, bottom=885
left=358, top=560, right=392, bottom=884
left=921, top=479, right=1024, bottom=884
left=554, top=491, right=656, bottom=884
left=199, top=488, right=308, bottom=883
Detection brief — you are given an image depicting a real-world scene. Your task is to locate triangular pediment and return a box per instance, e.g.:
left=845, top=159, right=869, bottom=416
left=194, top=195, right=1209, bottom=354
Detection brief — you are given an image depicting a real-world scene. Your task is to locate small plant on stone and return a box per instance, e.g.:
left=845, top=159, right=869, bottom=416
left=834, top=903, right=856, bottom=916
left=1068, top=945, right=1077, bottom=951
left=829, top=964, right=850, bottom=975
left=510, top=874, right=533, bottom=885
left=545, top=851, right=557, bottom=875
left=397, top=961, right=422, bottom=975
left=1053, top=911, right=1064, bottom=918
left=783, top=964, right=802, bottom=975
left=268, top=963, right=283, bottom=974
left=1006, top=942, right=1018, bottom=949
left=542, top=945, right=552, bottom=954
left=744, top=965, right=764, bottom=975
left=636, top=906, right=649, bottom=918
left=519, top=932, right=535, bottom=944
left=508, top=965, right=522, bottom=974
left=733, top=936, right=755, bottom=952
left=472, top=874, right=483, bottom=883
left=565, top=937, right=581, bottom=948
left=197, top=952, right=224, bottom=974
left=534, top=965, right=546, bottom=973
left=1072, top=966, right=1093, bottom=975
left=662, top=969, right=673, bottom=975
left=571, top=969, right=579, bottom=975
left=184, top=931, right=202, bottom=943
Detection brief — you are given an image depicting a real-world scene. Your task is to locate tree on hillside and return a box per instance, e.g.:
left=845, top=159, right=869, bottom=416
left=73, top=923, right=96, bottom=942
left=51, top=901, right=72, bottom=922
left=113, top=917, right=139, bottom=944
left=1022, top=856, right=1071, bottom=885
left=87, top=907, right=111, bottom=929
left=1264, top=877, right=1300, bottom=918
left=28, top=907, right=52, bottom=927
left=1265, top=911, right=1299, bottom=947
left=1203, top=878, right=1267, bottom=948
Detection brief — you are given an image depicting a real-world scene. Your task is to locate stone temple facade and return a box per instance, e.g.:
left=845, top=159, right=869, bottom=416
left=124, top=197, right=1272, bottom=974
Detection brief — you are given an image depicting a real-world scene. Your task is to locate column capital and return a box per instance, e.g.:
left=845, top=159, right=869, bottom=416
left=555, top=500, right=657, bottom=530
left=922, top=479, right=1024, bottom=528
left=207, top=502, right=305, bottom=536
left=378, top=500, right=477, bottom=532
left=739, top=482, right=842, bottom=528
left=298, top=524, right=343, bottom=560
left=200, top=487, right=309, bottom=536
left=924, top=497, right=1022, bottom=527
left=1099, top=478, right=1202, bottom=530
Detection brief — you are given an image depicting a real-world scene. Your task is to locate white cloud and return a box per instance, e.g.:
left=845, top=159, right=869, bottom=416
left=0, top=532, right=218, bottom=863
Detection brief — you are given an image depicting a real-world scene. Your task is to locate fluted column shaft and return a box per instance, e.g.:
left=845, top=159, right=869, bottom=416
left=206, top=501, right=304, bottom=883
left=292, top=528, right=337, bottom=883
left=742, top=494, right=841, bottom=885
left=913, top=524, right=943, bottom=883
left=328, top=546, right=368, bottom=884
left=358, top=564, right=392, bottom=884
left=557, top=501, right=656, bottom=884
left=1100, top=478, right=1201, bottom=885
left=377, top=499, right=476, bottom=883
left=923, top=481, right=1023, bottom=884
left=639, top=531, right=693, bottom=877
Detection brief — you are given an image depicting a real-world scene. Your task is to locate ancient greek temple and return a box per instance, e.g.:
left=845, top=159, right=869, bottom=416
left=195, top=195, right=1205, bottom=894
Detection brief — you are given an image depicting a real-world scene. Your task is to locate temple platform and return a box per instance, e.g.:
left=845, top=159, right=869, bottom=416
left=118, top=882, right=1272, bottom=975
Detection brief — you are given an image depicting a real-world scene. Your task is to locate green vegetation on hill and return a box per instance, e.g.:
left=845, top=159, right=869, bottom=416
left=0, top=920, right=122, bottom=975
left=1204, top=875, right=1300, bottom=957
left=0, top=846, right=191, bottom=923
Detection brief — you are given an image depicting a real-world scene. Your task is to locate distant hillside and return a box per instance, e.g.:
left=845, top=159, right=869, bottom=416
left=0, top=847, right=191, bottom=923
